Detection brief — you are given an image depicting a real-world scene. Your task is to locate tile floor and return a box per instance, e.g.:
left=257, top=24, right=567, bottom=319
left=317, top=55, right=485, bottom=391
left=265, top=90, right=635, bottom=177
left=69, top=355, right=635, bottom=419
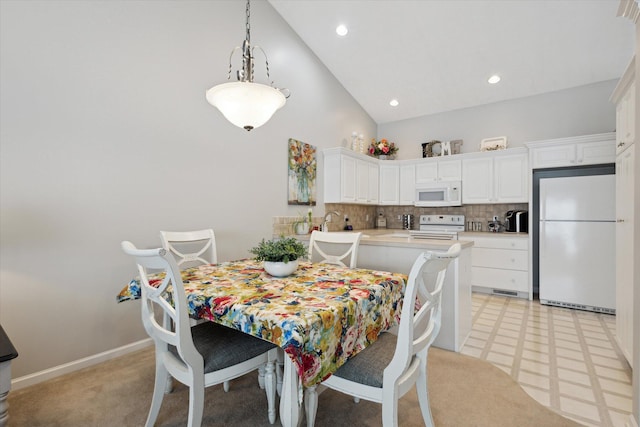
left=461, top=293, right=633, bottom=427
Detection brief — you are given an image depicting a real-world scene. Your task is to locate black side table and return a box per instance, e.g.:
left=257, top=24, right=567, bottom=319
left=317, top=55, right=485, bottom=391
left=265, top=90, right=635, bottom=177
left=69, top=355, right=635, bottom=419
left=0, top=325, right=18, bottom=427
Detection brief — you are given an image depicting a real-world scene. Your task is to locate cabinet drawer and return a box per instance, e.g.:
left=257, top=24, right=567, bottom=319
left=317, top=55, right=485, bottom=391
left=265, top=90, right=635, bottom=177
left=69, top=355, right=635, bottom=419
left=472, top=247, right=528, bottom=270
left=472, top=266, right=529, bottom=292
left=467, top=236, right=528, bottom=250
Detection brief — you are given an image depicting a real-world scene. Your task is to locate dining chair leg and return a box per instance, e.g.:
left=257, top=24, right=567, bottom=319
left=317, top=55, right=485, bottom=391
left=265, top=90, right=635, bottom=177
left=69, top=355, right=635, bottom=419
left=146, top=361, right=169, bottom=427
left=416, top=355, right=435, bottom=427
left=164, top=375, right=173, bottom=394
left=304, top=385, right=318, bottom=427
left=187, top=374, right=205, bottom=427
left=381, top=389, right=399, bottom=427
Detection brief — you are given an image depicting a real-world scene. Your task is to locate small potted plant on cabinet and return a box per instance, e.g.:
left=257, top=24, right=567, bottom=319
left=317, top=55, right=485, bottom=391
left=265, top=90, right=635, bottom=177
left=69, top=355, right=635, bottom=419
left=249, top=236, right=307, bottom=277
left=292, top=208, right=313, bottom=235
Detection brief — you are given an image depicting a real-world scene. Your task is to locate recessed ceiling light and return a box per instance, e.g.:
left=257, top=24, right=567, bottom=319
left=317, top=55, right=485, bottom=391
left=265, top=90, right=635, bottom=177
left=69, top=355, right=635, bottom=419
left=336, top=24, right=348, bottom=36
left=488, top=75, right=501, bottom=84
left=389, top=99, right=399, bottom=107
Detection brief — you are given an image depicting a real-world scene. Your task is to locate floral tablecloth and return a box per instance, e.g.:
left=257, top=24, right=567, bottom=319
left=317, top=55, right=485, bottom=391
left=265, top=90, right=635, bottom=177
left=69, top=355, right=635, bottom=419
left=117, top=259, right=406, bottom=387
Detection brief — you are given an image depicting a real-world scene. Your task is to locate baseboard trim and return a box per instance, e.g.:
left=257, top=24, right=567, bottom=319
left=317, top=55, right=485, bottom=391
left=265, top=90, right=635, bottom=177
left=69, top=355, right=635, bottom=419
left=11, top=338, right=152, bottom=391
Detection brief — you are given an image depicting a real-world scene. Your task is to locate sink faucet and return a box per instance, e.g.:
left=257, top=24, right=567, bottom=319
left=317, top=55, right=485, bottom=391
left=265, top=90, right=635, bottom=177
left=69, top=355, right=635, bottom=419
left=321, top=211, right=340, bottom=232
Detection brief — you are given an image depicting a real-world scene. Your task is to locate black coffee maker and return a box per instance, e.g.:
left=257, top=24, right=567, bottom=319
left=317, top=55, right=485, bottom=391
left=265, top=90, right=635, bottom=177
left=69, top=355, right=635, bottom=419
left=505, top=210, right=528, bottom=233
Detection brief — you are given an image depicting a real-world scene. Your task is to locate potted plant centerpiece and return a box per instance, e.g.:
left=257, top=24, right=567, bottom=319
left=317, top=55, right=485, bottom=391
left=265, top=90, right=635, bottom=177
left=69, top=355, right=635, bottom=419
left=249, top=236, right=307, bottom=277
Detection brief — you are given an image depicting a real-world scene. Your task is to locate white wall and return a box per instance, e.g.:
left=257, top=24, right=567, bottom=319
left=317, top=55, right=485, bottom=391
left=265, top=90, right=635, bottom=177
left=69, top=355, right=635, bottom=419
left=379, top=80, right=617, bottom=159
left=0, top=0, right=376, bottom=378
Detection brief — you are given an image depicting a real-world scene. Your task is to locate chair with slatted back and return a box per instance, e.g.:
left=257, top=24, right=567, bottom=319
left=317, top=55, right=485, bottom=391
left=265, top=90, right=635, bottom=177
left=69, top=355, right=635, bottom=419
left=160, top=229, right=217, bottom=269
left=305, top=243, right=462, bottom=427
left=121, top=241, right=278, bottom=426
left=307, top=230, right=362, bottom=268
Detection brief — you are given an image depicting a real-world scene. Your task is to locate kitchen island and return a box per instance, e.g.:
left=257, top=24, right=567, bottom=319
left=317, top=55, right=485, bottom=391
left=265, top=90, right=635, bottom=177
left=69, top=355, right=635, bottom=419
left=295, top=229, right=473, bottom=352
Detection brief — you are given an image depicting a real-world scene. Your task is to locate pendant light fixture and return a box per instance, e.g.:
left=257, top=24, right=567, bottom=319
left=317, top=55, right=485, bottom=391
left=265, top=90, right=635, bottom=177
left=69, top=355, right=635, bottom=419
left=206, top=0, right=289, bottom=131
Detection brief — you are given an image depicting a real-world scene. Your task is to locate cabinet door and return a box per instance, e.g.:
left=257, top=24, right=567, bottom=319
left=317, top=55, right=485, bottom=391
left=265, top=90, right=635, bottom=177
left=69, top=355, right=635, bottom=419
left=615, top=145, right=634, bottom=366
left=415, top=161, right=438, bottom=183
left=355, top=160, right=369, bottom=203
left=626, top=81, right=635, bottom=145
left=462, top=157, right=493, bottom=204
left=494, top=153, right=528, bottom=202
left=368, top=162, right=379, bottom=204
left=340, top=155, right=357, bottom=202
left=378, top=164, right=399, bottom=205
left=438, top=159, right=462, bottom=181
left=530, top=144, right=576, bottom=169
left=399, top=164, right=415, bottom=204
left=576, top=140, right=615, bottom=166
left=616, top=82, right=636, bottom=155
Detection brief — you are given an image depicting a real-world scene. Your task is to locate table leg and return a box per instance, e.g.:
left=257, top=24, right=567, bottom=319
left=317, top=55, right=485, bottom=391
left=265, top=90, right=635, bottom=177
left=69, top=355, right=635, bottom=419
left=279, top=357, right=303, bottom=427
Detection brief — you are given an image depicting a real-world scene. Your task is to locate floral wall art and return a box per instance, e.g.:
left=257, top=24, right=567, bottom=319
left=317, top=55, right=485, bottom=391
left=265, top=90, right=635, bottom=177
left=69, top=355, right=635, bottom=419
left=288, top=138, right=316, bottom=206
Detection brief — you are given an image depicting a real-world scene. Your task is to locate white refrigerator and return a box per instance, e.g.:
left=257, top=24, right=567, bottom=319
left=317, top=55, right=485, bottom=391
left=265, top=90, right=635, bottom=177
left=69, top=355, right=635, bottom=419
left=538, top=174, right=616, bottom=313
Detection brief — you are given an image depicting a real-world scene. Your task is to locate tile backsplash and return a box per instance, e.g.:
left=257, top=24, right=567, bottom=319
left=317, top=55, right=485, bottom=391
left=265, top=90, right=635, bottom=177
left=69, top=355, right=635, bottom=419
left=272, top=203, right=528, bottom=235
left=324, top=203, right=529, bottom=232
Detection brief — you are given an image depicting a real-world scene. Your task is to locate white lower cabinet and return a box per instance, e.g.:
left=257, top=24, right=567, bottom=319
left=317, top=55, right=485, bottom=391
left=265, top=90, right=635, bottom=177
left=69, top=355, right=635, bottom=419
left=460, top=233, right=530, bottom=298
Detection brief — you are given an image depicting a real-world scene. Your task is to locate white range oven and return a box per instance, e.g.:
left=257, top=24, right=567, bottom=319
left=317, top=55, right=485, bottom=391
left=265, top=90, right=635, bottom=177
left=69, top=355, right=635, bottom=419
left=409, top=214, right=465, bottom=240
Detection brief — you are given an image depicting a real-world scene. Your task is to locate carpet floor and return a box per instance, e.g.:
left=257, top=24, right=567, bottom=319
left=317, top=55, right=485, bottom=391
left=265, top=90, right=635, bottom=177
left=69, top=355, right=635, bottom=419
left=7, top=346, right=581, bottom=426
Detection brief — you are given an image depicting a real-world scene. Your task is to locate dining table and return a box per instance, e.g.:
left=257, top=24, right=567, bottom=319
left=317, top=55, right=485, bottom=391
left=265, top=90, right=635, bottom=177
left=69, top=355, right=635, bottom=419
left=117, top=258, right=407, bottom=427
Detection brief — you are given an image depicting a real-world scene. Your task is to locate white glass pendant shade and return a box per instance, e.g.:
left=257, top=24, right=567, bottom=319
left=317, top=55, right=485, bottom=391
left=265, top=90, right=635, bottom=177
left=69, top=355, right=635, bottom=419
left=206, top=81, right=286, bottom=131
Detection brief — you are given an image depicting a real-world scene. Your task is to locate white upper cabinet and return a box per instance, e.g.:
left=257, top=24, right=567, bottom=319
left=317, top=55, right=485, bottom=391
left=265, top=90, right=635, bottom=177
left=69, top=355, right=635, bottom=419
left=368, top=162, right=380, bottom=204
left=611, top=57, right=635, bottom=155
left=399, top=163, right=416, bottom=204
left=323, top=148, right=379, bottom=205
left=462, top=149, right=528, bottom=204
left=378, top=163, right=400, bottom=205
left=415, top=158, right=461, bottom=183
left=527, top=133, right=616, bottom=169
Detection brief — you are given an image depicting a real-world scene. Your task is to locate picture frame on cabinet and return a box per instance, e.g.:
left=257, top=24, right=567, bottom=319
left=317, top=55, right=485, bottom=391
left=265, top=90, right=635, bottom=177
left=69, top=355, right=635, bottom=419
left=422, top=139, right=463, bottom=157
left=480, top=136, right=508, bottom=151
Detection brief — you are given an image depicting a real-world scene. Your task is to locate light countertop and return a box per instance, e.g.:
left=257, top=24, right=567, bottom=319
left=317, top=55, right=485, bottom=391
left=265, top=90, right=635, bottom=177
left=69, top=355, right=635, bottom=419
left=293, top=228, right=474, bottom=250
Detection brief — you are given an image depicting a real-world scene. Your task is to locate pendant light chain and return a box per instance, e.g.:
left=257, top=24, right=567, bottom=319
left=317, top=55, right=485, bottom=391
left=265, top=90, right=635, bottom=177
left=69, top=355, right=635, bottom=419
left=245, top=0, right=251, bottom=45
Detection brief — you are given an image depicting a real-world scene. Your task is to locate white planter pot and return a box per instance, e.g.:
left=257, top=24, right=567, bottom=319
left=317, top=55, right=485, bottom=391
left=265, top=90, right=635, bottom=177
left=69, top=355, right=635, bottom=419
left=295, top=222, right=310, bottom=235
left=264, top=260, right=299, bottom=277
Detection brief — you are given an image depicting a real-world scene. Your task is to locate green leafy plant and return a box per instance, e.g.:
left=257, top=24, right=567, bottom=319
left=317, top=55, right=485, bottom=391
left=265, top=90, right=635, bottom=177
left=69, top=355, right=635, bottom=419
left=249, top=237, right=307, bottom=263
left=291, top=208, right=313, bottom=234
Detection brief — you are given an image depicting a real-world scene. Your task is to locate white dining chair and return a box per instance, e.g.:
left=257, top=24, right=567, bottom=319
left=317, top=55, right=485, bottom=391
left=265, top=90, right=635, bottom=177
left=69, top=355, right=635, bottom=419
left=305, top=243, right=462, bottom=427
left=307, top=230, right=362, bottom=268
left=160, top=229, right=217, bottom=269
left=121, top=241, right=278, bottom=426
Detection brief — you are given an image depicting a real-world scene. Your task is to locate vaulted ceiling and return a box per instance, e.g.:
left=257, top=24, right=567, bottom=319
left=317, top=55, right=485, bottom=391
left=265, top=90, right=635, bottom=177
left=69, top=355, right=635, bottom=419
left=269, top=0, right=635, bottom=124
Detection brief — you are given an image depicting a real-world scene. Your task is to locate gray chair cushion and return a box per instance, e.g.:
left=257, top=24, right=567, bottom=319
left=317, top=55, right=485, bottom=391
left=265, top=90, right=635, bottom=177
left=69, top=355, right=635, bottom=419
left=170, top=322, right=277, bottom=373
left=331, top=332, right=397, bottom=388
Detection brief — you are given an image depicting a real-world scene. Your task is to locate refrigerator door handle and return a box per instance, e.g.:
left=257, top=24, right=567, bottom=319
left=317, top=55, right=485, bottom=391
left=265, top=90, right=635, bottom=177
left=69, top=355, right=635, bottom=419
left=540, top=221, right=545, bottom=253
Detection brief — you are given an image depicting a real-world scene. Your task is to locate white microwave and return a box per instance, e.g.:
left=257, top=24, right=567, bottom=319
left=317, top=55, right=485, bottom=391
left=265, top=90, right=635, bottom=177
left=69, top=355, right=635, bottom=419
left=414, top=181, right=462, bottom=207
